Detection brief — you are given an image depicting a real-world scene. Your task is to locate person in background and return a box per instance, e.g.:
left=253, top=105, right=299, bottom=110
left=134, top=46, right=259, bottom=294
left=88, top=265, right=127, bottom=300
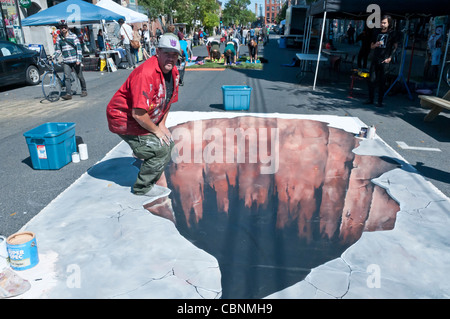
left=97, top=29, right=105, bottom=52
left=209, top=38, right=221, bottom=62
left=193, top=29, right=199, bottom=46
left=177, top=28, right=184, bottom=42
left=347, top=23, right=355, bottom=44
left=199, top=29, right=204, bottom=45
left=141, top=24, right=151, bottom=57
left=54, top=20, right=87, bottom=100
left=364, top=15, right=398, bottom=107
left=261, top=25, right=268, bottom=45
left=248, top=38, right=258, bottom=63
left=242, top=27, right=248, bottom=45
left=356, top=26, right=373, bottom=69
left=232, top=37, right=240, bottom=60
left=106, top=34, right=181, bottom=196
left=427, top=25, right=443, bottom=80
left=224, top=40, right=236, bottom=65
left=178, top=33, right=189, bottom=85
left=118, top=18, right=136, bottom=69
left=132, top=25, right=141, bottom=64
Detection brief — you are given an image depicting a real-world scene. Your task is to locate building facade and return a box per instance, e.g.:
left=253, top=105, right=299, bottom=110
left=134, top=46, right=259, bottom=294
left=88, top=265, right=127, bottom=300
left=264, top=0, right=283, bottom=26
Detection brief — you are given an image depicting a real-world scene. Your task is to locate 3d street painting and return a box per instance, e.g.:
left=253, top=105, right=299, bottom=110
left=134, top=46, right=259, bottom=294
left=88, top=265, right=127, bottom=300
left=144, top=116, right=400, bottom=299
left=6, top=112, right=450, bottom=299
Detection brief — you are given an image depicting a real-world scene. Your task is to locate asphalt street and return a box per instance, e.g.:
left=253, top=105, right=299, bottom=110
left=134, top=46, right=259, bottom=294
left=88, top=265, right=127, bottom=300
left=0, top=33, right=448, bottom=238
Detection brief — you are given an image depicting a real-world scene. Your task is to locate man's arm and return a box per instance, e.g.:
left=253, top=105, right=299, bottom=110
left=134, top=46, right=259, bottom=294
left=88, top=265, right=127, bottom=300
left=54, top=37, right=61, bottom=59
left=73, top=36, right=83, bottom=64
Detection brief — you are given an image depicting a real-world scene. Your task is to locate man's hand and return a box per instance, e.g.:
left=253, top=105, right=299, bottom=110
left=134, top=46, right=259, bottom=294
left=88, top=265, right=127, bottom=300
left=159, top=124, right=173, bottom=144
left=382, top=57, right=391, bottom=64
left=154, top=128, right=171, bottom=146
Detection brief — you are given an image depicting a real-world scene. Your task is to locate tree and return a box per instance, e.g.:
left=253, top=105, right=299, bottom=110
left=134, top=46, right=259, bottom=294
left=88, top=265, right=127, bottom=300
left=222, top=0, right=256, bottom=26
left=275, top=2, right=288, bottom=24
left=140, top=0, right=220, bottom=32
left=140, top=0, right=177, bottom=24
left=203, top=11, right=220, bottom=31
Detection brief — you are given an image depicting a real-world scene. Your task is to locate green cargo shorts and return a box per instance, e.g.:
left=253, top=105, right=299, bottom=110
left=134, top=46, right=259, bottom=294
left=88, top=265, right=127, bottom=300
left=120, top=134, right=174, bottom=195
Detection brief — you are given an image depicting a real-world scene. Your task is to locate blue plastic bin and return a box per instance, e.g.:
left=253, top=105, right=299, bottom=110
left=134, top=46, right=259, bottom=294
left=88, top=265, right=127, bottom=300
left=23, top=122, right=76, bottom=170
left=222, top=85, right=252, bottom=111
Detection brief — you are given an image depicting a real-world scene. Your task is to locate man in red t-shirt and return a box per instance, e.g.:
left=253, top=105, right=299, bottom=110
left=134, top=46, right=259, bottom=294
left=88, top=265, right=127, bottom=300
left=107, top=33, right=181, bottom=196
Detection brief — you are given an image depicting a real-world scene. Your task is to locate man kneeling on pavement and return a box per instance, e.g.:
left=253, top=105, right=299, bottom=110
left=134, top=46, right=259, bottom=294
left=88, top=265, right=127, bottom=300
left=54, top=20, right=87, bottom=100
left=106, top=34, right=181, bottom=196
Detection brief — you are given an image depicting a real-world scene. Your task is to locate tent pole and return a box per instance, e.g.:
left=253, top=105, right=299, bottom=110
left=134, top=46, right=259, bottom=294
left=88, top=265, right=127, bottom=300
left=302, top=16, right=313, bottom=71
left=384, top=20, right=413, bottom=100
left=313, top=11, right=327, bottom=90
left=436, top=30, right=450, bottom=97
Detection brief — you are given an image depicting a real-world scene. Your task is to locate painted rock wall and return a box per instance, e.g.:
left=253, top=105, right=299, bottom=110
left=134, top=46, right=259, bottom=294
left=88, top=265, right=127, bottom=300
left=145, top=116, right=400, bottom=298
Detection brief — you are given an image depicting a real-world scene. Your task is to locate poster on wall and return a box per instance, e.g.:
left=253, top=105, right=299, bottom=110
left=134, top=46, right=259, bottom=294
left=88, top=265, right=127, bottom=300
left=0, top=0, right=24, bottom=43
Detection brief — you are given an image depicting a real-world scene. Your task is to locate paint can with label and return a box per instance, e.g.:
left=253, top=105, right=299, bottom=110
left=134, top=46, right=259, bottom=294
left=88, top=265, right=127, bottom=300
left=0, top=235, right=9, bottom=270
left=6, top=232, right=39, bottom=271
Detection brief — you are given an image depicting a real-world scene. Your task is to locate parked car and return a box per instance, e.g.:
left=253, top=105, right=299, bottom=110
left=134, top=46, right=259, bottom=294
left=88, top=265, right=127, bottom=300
left=0, top=40, right=43, bottom=87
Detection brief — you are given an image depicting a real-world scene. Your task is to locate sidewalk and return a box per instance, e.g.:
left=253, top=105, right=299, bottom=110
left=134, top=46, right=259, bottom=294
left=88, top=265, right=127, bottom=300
left=2, top=109, right=450, bottom=299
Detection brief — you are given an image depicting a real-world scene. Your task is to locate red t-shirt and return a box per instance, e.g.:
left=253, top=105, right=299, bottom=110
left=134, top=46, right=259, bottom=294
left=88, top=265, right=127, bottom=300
left=106, top=56, right=180, bottom=135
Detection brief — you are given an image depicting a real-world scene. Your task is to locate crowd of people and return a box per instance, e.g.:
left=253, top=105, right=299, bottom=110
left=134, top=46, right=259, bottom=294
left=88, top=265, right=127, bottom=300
left=53, top=20, right=271, bottom=104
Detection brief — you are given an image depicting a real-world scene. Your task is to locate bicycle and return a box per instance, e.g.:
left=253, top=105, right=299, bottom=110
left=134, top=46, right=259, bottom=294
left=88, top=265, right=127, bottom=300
left=39, top=56, right=80, bottom=102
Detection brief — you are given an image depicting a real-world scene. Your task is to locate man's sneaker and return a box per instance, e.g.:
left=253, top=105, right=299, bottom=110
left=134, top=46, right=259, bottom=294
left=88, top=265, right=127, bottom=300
left=81, top=91, right=87, bottom=97
left=136, top=185, right=172, bottom=205
left=143, top=185, right=171, bottom=198
left=61, top=94, right=72, bottom=100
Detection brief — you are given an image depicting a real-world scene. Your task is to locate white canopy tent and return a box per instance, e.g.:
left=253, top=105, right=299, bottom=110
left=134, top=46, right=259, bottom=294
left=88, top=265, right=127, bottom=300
left=96, top=0, right=148, bottom=24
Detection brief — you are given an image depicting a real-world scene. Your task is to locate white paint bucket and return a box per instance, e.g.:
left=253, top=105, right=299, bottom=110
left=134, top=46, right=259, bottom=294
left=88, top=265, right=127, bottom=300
left=72, top=152, right=80, bottom=163
left=78, top=143, right=88, bottom=160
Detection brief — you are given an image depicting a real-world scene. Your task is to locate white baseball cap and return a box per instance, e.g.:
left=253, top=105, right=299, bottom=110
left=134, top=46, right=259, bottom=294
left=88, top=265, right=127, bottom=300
left=158, top=33, right=181, bottom=55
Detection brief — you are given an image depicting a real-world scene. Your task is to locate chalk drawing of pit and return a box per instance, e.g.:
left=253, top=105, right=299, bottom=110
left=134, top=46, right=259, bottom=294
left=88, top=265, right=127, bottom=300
left=144, top=116, right=400, bottom=299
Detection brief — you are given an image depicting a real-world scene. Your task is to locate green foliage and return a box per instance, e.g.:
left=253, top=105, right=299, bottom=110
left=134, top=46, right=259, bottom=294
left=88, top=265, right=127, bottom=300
left=222, top=0, right=256, bottom=26
left=140, top=0, right=252, bottom=30
left=203, top=11, right=220, bottom=31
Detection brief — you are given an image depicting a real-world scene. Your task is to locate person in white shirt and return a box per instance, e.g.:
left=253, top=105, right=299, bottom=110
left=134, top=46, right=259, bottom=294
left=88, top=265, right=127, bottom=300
left=242, top=27, right=248, bottom=45
left=118, top=18, right=136, bottom=69
left=141, top=23, right=152, bottom=57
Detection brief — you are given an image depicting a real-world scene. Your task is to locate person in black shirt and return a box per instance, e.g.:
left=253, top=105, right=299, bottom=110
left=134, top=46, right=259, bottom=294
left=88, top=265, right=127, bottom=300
left=364, top=15, right=398, bottom=107
left=356, top=26, right=372, bottom=69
